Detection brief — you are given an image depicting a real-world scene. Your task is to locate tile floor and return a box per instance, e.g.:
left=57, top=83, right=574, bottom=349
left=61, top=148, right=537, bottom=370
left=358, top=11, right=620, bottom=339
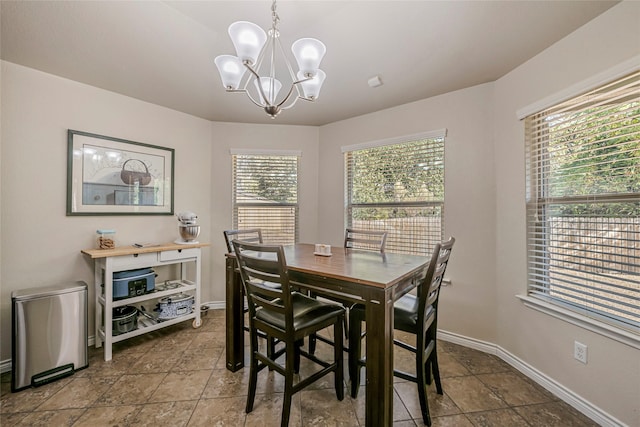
left=1, top=309, right=600, bottom=426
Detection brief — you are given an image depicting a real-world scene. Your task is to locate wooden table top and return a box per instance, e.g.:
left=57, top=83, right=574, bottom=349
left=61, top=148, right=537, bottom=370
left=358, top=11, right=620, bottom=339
left=283, top=243, right=427, bottom=289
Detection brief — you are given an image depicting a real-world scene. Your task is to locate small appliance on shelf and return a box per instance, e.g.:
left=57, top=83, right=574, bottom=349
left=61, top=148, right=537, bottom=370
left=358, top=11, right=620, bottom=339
left=175, top=211, right=200, bottom=244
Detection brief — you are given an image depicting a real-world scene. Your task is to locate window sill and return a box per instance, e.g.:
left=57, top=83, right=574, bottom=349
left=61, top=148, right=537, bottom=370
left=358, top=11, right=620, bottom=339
left=516, top=295, right=640, bottom=350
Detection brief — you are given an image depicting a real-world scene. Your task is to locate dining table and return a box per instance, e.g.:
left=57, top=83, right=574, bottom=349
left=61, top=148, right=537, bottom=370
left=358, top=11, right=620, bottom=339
left=225, top=243, right=429, bottom=427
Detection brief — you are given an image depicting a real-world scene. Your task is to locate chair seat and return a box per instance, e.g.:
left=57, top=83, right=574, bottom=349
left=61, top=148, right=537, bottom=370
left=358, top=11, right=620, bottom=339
left=233, top=240, right=345, bottom=426
left=350, top=293, right=435, bottom=334
left=348, top=237, right=455, bottom=426
left=257, top=292, right=346, bottom=333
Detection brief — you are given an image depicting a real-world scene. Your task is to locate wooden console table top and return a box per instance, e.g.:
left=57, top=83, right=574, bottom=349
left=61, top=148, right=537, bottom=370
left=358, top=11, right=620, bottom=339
left=81, top=242, right=209, bottom=259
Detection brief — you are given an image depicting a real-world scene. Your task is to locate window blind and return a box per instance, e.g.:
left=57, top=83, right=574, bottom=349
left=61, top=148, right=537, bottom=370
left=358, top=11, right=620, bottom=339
left=232, top=154, right=299, bottom=245
left=345, top=136, right=445, bottom=256
left=525, top=70, right=640, bottom=333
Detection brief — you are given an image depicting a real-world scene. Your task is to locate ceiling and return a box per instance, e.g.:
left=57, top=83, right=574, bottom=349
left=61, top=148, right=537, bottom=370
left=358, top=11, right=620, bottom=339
left=1, top=1, right=619, bottom=126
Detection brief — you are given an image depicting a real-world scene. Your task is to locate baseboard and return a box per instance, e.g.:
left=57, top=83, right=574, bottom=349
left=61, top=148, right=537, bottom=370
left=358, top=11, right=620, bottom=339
left=201, top=301, right=226, bottom=310
left=0, top=359, right=11, bottom=375
left=0, top=301, right=228, bottom=376
left=0, top=318, right=625, bottom=425
left=437, top=329, right=626, bottom=427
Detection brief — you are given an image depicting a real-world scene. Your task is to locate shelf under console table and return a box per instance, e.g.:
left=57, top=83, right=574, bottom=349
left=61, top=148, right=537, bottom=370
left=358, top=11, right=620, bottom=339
left=82, top=242, right=209, bottom=361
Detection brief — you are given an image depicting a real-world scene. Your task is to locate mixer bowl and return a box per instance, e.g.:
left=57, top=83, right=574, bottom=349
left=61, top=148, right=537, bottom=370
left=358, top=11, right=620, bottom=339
left=179, top=224, right=200, bottom=241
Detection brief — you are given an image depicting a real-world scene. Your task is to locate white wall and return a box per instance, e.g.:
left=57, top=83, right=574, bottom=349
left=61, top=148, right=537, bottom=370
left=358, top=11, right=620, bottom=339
left=0, top=61, right=320, bottom=362
left=317, top=3, right=640, bottom=424
left=493, top=2, right=640, bottom=425
left=0, top=61, right=212, bottom=362
left=318, top=83, right=498, bottom=344
left=207, top=121, right=320, bottom=303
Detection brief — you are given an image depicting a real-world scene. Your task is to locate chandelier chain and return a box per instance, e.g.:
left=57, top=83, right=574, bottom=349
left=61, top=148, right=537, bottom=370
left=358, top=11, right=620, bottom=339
left=271, top=1, right=280, bottom=36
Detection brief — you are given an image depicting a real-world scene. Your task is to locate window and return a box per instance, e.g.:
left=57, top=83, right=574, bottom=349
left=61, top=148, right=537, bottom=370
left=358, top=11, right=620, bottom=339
left=525, top=71, right=640, bottom=335
left=231, top=150, right=299, bottom=244
left=344, top=131, right=446, bottom=256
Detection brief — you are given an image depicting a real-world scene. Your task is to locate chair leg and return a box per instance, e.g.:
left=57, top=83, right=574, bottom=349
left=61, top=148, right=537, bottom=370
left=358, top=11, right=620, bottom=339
left=348, top=315, right=363, bottom=398
left=309, top=333, right=317, bottom=355
left=294, top=339, right=303, bottom=374
left=343, top=312, right=349, bottom=339
left=334, top=316, right=345, bottom=401
left=267, top=336, right=277, bottom=371
left=415, top=341, right=432, bottom=426
left=430, top=351, right=443, bottom=395
left=281, top=341, right=296, bottom=427
left=246, top=332, right=259, bottom=414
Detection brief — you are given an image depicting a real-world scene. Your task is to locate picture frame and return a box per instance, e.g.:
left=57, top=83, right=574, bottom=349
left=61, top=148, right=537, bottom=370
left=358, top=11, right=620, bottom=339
left=67, top=130, right=174, bottom=215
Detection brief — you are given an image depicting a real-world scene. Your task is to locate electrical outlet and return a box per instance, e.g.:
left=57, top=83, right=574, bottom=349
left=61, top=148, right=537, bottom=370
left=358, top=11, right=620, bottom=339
left=574, top=341, right=588, bottom=364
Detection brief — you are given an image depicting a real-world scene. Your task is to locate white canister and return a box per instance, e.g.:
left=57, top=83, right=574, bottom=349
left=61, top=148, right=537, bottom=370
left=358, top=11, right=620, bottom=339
left=156, top=293, right=194, bottom=320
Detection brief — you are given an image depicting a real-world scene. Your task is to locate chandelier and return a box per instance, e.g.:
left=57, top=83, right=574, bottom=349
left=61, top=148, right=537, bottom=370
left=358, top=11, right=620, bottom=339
left=214, top=0, right=326, bottom=118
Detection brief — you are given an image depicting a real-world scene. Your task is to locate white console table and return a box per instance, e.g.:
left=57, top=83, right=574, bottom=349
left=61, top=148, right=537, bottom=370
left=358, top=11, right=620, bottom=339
left=82, top=242, right=208, bottom=361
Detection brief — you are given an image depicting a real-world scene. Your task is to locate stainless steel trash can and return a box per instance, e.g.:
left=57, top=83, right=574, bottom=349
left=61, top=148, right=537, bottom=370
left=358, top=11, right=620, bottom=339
left=11, top=281, right=88, bottom=392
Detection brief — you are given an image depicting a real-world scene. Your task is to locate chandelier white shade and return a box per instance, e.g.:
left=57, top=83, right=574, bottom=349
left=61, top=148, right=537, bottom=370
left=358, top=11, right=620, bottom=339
left=228, top=21, right=267, bottom=65
left=297, top=69, right=326, bottom=99
left=214, top=1, right=326, bottom=118
left=291, top=38, right=326, bottom=76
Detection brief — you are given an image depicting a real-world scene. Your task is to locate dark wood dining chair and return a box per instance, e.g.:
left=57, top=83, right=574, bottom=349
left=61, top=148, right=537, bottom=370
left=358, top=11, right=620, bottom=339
left=223, top=228, right=270, bottom=327
left=348, top=237, right=455, bottom=426
left=344, top=228, right=388, bottom=252
left=223, top=228, right=280, bottom=358
left=309, top=228, right=389, bottom=355
left=232, top=240, right=345, bottom=427
left=223, top=228, right=263, bottom=253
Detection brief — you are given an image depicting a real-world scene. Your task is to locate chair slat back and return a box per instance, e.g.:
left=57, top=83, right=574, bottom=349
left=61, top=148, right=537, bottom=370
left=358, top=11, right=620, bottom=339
left=232, top=240, right=291, bottom=320
left=344, top=228, right=388, bottom=252
left=418, top=237, right=455, bottom=326
left=223, top=228, right=263, bottom=253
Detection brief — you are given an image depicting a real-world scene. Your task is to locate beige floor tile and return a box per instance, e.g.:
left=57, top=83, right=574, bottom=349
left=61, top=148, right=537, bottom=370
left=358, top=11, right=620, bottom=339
left=201, top=368, right=250, bottom=398
left=300, top=388, right=359, bottom=426
left=449, top=347, right=512, bottom=375
left=149, top=370, right=211, bottom=402
left=172, top=347, right=222, bottom=371
left=1, top=412, right=28, bottom=426
left=187, top=396, right=248, bottom=426
left=475, top=371, right=555, bottom=406
left=465, top=408, right=530, bottom=426
left=78, top=351, right=141, bottom=377
left=514, top=401, right=601, bottom=426
left=127, top=349, right=183, bottom=374
left=436, top=351, right=472, bottom=378
left=0, top=377, right=73, bottom=414
left=431, top=414, right=474, bottom=427
left=150, top=328, right=196, bottom=352
left=245, top=393, right=303, bottom=427
left=0, top=310, right=601, bottom=427
left=94, top=373, right=166, bottom=405
left=5, top=408, right=86, bottom=426
left=37, top=376, right=117, bottom=410
left=394, top=381, right=461, bottom=420
left=392, top=421, right=419, bottom=427
left=351, top=385, right=414, bottom=422
left=189, top=331, right=227, bottom=348
left=130, top=400, right=198, bottom=427
left=440, top=376, right=507, bottom=413
left=71, top=404, right=140, bottom=426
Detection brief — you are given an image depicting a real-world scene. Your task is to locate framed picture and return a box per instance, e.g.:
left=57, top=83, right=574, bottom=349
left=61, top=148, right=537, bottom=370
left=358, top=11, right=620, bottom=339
left=67, top=130, right=174, bottom=215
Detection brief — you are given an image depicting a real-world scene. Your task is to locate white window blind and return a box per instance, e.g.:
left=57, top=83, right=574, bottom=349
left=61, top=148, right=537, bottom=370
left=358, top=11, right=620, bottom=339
left=525, top=70, right=640, bottom=334
left=232, top=153, right=299, bottom=245
left=345, top=135, right=445, bottom=256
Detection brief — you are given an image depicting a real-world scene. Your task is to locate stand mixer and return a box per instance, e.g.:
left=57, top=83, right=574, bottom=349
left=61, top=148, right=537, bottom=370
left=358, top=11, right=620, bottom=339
left=175, top=211, right=200, bottom=244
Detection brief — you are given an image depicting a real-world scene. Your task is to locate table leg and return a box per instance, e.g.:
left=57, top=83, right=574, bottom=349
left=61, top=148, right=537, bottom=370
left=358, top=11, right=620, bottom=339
left=364, top=287, right=394, bottom=427
left=225, top=256, right=244, bottom=371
